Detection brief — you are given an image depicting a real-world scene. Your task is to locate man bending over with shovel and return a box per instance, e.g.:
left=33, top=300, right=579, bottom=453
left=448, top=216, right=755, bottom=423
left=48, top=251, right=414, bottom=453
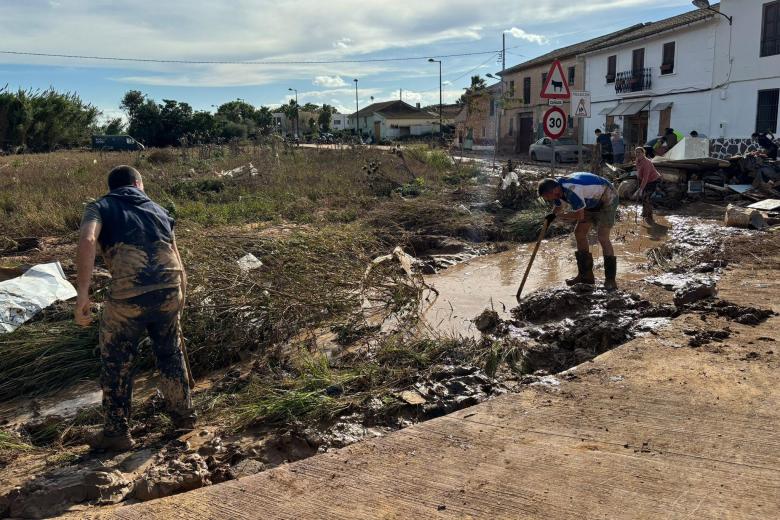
left=537, top=173, right=619, bottom=291
left=75, top=165, right=196, bottom=451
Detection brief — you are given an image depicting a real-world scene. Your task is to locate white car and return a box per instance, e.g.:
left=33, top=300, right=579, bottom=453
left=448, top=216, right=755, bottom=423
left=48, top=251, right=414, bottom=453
left=529, top=137, right=589, bottom=163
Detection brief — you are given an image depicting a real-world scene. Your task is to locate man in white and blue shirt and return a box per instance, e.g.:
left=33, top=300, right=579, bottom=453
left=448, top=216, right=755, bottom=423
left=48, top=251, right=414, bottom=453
left=537, top=172, right=620, bottom=290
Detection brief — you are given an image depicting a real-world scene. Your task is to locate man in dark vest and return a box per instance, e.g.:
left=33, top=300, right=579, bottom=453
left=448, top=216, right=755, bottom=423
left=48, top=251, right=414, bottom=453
left=75, top=165, right=195, bottom=451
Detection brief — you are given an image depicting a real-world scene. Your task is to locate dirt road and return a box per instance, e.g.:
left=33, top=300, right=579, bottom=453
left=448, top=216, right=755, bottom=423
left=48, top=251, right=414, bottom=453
left=86, top=256, right=780, bottom=519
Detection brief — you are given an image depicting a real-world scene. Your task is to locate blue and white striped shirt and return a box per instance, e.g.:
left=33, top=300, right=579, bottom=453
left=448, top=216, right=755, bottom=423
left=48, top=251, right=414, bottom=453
left=554, top=173, right=616, bottom=211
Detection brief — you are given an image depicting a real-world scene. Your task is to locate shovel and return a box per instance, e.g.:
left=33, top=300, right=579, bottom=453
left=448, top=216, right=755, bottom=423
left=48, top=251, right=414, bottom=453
left=515, top=217, right=552, bottom=302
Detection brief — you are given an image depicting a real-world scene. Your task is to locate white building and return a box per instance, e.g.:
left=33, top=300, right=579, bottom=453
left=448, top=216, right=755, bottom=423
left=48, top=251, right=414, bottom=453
left=330, top=113, right=349, bottom=132
left=580, top=7, right=719, bottom=151
left=348, top=100, right=440, bottom=140
left=580, top=1, right=780, bottom=158
left=271, top=110, right=321, bottom=136
left=707, top=0, right=780, bottom=157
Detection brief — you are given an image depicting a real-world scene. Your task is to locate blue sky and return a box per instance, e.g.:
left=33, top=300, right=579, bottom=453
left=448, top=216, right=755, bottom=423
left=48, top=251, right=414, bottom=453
left=1, top=0, right=694, bottom=121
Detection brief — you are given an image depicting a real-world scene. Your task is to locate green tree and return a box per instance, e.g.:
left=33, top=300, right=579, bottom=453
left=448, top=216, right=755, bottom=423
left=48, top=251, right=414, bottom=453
left=318, top=104, right=334, bottom=132
left=0, top=88, right=98, bottom=152
left=457, top=75, right=488, bottom=105
left=120, top=90, right=146, bottom=120
left=253, top=106, right=274, bottom=134
left=158, top=100, right=194, bottom=146
left=281, top=100, right=300, bottom=135
left=101, top=118, right=126, bottom=135
left=301, top=102, right=320, bottom=113
left=190, top=111, right=216, bottom=141
left=216, top=100, right=255, bottom=123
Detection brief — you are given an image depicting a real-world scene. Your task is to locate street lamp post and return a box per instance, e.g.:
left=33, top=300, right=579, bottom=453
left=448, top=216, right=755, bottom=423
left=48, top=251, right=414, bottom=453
left=288, top=88, right=298, bottom=137
left=354, top=79, right=359, bottom=139
left=428, top=58, right=443, bottom=142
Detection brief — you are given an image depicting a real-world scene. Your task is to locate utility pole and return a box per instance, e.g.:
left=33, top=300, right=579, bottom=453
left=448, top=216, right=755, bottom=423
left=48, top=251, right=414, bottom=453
left=428, top=58, right=443, bottom=142
left=353, top=79, right=359, bottom=139
left=502, top=32, right=506, bottom=72
left=488, top=34, right=506, bottom=167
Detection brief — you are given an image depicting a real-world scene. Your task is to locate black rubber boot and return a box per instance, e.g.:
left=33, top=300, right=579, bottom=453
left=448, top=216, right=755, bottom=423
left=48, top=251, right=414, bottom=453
left=170, top=410, right=198, bottom=432
left=87, top=430, right=135, bottom=452
left=566, top=251, right=595, bottom=286
left=604, top=255, right=618, bottom=291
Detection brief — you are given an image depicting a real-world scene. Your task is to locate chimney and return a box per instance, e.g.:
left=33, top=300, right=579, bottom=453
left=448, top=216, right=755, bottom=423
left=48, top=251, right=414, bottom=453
left=416, top=102, right=420, bottom=109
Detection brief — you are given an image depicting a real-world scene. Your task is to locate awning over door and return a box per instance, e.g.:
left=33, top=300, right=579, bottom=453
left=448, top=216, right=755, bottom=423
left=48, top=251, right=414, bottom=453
left=608, top=100, right=650, bottom=116
left=650, top=101, right=673, bottom=111
left=598, top=106, right=615, bottom=115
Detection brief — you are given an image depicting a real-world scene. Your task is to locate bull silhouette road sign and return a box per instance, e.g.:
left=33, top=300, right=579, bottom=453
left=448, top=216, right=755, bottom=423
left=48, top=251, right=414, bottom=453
left=540, top=60, right=571, bottom=100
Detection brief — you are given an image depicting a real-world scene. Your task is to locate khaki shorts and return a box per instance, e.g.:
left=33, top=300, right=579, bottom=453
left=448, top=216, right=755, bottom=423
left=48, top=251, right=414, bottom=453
left=584, top=195, right=619, bottom=228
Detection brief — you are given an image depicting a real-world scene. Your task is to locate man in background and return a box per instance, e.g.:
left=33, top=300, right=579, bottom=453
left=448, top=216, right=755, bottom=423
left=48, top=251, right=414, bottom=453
left=595, top=129, right=613, bottom=164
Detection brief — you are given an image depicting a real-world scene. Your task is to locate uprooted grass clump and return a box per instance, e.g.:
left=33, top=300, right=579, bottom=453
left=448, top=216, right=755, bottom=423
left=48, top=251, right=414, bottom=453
left=368, top=195, right=498, bottom=245
left=0, top=320, right=99, bottom=401
left=503, top=199, right=571, bottom=242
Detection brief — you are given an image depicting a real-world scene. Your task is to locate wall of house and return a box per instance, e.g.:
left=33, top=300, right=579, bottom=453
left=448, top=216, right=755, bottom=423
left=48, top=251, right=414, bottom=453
left=582, top=18, right=718, bottom=146
left=498, top=56, right=585, bottom=152
left=455, top=94, right=497, bottom=145
left=708, top=0, right=780, bottom=138
left=373, top=116, right=439, bottom=139
left=331, top=114, right=349, bottom=131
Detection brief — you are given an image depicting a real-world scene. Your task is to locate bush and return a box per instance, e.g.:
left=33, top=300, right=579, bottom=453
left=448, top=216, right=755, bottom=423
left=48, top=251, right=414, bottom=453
left=147, top=148, right=177, bottom=164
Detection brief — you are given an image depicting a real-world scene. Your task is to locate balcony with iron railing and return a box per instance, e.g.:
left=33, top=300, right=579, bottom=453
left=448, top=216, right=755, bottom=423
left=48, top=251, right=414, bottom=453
left=614, top=68, right=652, bottom=94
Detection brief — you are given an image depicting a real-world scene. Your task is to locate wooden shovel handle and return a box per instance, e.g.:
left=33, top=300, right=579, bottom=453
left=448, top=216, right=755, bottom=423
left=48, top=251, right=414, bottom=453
left=516, top=219, right=550, bottom=302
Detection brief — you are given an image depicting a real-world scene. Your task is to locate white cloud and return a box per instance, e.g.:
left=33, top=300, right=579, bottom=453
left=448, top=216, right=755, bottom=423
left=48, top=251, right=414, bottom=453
left=332, top=37, right=352, bottom=49
left=0, top=0, right=693, bottom=103
left=505, top=27, right=549, bottom=45
left=399, top=89, right=462, bottom=106
left=313, top=75, right=347, bottom=87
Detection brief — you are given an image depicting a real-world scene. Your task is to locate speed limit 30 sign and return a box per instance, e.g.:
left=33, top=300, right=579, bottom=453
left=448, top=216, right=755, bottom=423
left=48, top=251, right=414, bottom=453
left=542, top=106, right=567, bottom=140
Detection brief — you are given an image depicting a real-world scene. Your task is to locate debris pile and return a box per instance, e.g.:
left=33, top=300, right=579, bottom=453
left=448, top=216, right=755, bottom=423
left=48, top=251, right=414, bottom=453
left=611, top=138, right=780, bottom=225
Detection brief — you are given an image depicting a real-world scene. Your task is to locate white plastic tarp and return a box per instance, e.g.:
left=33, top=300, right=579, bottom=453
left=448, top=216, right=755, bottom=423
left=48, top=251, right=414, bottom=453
left=0, top=262, right=77, bottom=333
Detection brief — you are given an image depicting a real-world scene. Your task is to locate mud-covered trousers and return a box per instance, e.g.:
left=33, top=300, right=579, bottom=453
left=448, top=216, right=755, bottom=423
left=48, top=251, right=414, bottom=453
left=99, top=287, right=192, bottom=436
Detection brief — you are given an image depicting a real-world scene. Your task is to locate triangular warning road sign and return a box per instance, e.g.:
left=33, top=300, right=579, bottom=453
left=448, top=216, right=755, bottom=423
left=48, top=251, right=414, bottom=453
left=540, top=60, right=571, bottom=100
left=575, top=98, right=588, bottom=117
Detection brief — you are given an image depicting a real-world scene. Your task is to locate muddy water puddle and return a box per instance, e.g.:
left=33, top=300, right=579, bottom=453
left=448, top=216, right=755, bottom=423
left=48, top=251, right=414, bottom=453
left=424, top=206, right=677, bottom=337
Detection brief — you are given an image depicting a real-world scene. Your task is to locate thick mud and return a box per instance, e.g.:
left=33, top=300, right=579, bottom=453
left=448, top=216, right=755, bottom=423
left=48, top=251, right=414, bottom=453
left=423, top=206, right=672, bottom=336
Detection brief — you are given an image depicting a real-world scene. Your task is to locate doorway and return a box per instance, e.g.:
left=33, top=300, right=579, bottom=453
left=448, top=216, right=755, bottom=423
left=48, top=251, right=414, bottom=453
left=517, top=115, right=534, bottom=154
left=625, top=111, right=649, bottom=149
left=374, top=121, right=381, bottom=141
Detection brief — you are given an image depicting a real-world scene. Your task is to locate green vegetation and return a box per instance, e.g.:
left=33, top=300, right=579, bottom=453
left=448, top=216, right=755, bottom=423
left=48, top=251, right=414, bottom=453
left=503, top=199, right=568, bottom=242
left=0, top=87, right=99, bottom=153
left=0, top=319, right=98, bottom=401
left=0, top=429, right=33, bottom=452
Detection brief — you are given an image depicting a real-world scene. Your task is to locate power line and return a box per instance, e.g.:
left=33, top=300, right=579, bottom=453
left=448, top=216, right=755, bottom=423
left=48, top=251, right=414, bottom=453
left=0, top=48, right=517, bottom=65
left=415, top=53, right=501, bottom=94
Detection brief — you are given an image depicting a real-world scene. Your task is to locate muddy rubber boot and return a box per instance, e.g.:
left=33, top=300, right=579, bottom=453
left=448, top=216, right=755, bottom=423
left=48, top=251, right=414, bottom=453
left=642, top=199, right=655, bottom=225
left=87, top=430, right=135, bottom=452
left=604, top=255, right=618, bottom=291
left=566, top=251, right=595, bottom=286
left=170, top=410, right=198, bottom=432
